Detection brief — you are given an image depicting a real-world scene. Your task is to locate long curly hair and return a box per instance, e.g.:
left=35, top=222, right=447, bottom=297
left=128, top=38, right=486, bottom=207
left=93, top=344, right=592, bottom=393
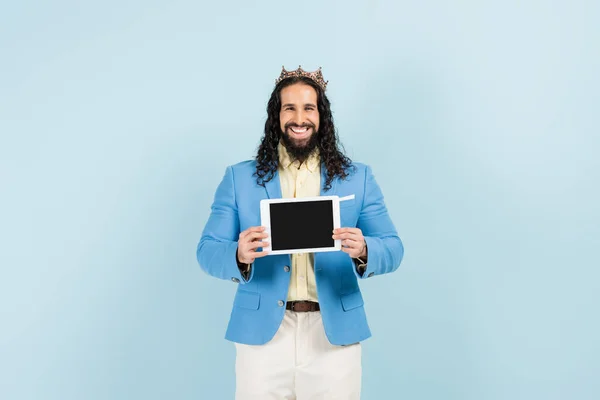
left=254, top=76, right=354, bottom=191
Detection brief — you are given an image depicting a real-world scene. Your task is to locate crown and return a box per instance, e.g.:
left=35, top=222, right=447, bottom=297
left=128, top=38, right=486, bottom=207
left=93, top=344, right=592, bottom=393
left=275, top=65, right=328, bottom=91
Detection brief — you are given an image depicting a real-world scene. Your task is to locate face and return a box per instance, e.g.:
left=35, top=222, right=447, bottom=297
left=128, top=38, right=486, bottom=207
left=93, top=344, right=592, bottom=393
left=279, top=83, right=320, bottom=158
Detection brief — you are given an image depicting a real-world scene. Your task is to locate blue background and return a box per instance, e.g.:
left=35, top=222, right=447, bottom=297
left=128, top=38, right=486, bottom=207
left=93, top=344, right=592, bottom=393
left=1, top=1, right=599, bottom=399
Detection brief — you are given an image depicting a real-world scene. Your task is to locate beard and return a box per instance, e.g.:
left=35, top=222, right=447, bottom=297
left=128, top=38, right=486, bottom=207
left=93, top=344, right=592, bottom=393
left=280, top=122, right=319, bottom=163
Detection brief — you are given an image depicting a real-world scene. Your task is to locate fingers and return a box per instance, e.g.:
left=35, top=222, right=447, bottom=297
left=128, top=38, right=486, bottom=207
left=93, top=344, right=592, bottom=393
left=340, top=246, right=361, bottom=258
left=245, top=250, right=270, bottom=262
left=241, top=239, right=269, bottom=255
left=340, top=238, right=365, bottom=257
left=239, top=226, right=266, bottom=240
left=341, top=240, right=362, bottom=258
left=341, top=238, right=361, bottom=247
left=332, top=233, right=360, bottom=240
left=239, top=249, right=269, bottom=265
left=244, top=231, right=269, bottom=243
left=333, top=228, right=365, bottom=258
left=238, top=242, right=270, bottom=264
left=334, top=228, right=366, bottom=258
left=332, top=230, right=362, bottom=241
left=239, top=229, right=268, bottom=245
left=333, top=228, right=360, bottom=234
left=252, top=250, right=269, bottom=259
left=248, top=241, right=270, bottom=250
left=238, top=226, right=270, bottom=263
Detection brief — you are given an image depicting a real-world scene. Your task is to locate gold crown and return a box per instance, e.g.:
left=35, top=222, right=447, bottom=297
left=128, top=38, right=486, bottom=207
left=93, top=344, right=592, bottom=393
left=275, top=65, right=328, bottom=91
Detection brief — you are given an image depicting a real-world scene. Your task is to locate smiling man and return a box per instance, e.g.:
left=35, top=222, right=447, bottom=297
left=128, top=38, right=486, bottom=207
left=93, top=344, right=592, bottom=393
left=197, top=66, right=404, bottom=399
left=279, top=82, right=320, bottom=161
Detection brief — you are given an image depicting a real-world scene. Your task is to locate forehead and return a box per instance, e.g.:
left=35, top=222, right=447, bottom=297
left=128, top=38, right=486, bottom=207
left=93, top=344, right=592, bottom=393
left=280, top=83, right=318, bottom=104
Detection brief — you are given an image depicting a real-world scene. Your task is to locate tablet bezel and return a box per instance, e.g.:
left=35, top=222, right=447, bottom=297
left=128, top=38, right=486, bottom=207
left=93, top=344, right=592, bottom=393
left=260, top=195, right=341, bottom=255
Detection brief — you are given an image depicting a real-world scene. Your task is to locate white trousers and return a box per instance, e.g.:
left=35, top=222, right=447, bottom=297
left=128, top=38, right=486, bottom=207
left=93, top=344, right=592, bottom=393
left=234, top=310, right=362, bottom=400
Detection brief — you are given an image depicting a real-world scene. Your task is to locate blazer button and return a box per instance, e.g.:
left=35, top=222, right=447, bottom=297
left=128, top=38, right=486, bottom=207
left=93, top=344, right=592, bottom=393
left=284, top=265, right=290, bottom=272
left=367, top=272, right=374, bottom=278
left=278, top=300, right=284, bottom=307
left=231, top=277, right=240, bottom=283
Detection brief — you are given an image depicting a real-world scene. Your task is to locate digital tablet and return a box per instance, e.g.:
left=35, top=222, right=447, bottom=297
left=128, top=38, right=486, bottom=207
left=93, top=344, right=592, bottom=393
left=260, top=195, right=342, bottom=255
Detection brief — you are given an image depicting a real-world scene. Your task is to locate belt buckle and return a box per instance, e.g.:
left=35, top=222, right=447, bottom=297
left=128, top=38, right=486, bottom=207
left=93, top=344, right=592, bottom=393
left=291, top=301, right=304, bottom=311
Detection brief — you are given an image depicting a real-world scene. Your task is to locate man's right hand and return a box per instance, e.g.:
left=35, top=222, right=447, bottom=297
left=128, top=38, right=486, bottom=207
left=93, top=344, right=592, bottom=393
left=237, top=226, right=270, bottom=265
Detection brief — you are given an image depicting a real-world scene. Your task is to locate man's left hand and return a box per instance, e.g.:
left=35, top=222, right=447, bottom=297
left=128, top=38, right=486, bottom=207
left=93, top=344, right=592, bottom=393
left=333, top=228, right=367, bottom=259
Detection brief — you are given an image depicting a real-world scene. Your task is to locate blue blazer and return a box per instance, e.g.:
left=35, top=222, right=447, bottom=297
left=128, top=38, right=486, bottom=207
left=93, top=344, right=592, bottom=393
left=196, top=160, right=404, bottom=346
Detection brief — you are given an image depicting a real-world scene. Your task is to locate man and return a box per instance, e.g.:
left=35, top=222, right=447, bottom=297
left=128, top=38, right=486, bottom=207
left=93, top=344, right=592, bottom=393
left=196, top=66, right=404, bottom=399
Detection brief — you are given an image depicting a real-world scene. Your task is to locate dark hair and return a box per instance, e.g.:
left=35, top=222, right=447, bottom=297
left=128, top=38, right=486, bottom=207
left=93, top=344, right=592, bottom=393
left=254, top=76, right=353, bottom=191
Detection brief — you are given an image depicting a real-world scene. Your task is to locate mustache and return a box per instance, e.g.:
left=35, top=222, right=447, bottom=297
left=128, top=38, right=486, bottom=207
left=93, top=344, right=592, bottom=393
left=284, top=122, right=316, bottom=130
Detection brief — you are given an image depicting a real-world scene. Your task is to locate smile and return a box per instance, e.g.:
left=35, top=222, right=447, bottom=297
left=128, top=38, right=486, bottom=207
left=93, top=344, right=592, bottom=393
left=288, top=126, right=313, bottom=140
left=290, top=126, right=309, bottom=133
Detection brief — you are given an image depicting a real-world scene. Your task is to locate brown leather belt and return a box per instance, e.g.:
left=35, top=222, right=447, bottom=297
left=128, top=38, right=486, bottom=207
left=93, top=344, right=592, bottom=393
left=286, top=301, right=320, bottom=312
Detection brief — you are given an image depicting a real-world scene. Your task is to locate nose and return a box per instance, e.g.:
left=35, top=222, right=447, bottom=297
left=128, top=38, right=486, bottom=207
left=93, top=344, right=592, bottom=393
left=292, top=109, right=306, bottom=125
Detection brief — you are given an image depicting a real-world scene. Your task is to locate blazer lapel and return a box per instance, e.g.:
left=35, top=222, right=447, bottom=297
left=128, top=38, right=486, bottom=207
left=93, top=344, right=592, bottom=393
left=262, top=169, right=290, bottom=265
left=264, top=170, right=282, bottom=199
left=315, top=164, right=338, bottom=272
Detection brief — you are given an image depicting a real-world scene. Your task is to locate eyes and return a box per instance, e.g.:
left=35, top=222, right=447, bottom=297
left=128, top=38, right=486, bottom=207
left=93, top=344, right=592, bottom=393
left=282, top=106, right=316, bottom=112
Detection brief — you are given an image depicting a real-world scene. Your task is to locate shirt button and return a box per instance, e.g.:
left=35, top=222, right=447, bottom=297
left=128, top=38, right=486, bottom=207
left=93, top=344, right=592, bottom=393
left=278, top=300, right=284, bottom=307
left=231, top=277, right=240, bottom=283
left=368, top=272, right=375, bottom=278
left=299, top=276, right=305, bottom=281
left=284, top=265, right=290, bottom=272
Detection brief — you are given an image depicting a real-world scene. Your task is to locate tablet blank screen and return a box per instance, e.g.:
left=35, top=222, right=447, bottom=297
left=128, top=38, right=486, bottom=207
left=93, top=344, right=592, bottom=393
left=269, top=200, right=334, bottom=251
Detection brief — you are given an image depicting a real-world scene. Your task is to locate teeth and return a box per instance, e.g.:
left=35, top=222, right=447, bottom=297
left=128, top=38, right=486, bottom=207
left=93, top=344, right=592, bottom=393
left=291, top=126, right=308, bottom=133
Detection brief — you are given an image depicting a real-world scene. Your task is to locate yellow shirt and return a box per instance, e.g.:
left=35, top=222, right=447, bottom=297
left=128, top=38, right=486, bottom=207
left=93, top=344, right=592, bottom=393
left=277, top=142, right=320, bottom=302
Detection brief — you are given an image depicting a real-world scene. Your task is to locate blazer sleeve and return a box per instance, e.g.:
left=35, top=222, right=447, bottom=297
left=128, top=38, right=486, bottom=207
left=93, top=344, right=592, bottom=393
left=353, top=165, right=404, bottom=279
left=196, top=166, right=255, bottom=284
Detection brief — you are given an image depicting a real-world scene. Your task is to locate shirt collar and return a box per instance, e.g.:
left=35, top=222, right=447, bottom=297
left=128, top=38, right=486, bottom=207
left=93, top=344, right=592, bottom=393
left=278, top=141, right=320, bottom=173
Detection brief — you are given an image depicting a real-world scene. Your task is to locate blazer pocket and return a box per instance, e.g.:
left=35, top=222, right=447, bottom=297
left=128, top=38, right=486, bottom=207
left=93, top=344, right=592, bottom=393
left=234, top=290, right=260, bottom=310
left=340, top=197, right=356, bottom=209
left=341, top=290, right=364, bottom=311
